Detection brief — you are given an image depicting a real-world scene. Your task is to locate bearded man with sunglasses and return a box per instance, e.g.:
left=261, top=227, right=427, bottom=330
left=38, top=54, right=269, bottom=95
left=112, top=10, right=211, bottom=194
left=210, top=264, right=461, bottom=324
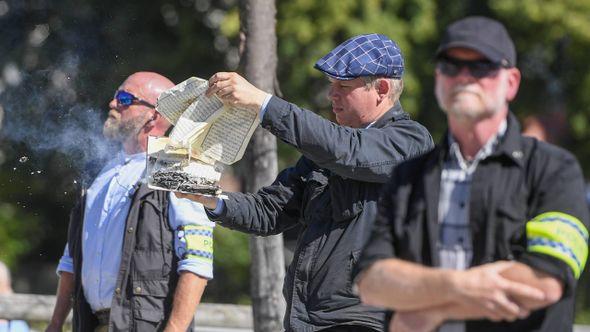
left=356, top=17, right=589, bottom=332
left=46, top=72, right=214, bottom=332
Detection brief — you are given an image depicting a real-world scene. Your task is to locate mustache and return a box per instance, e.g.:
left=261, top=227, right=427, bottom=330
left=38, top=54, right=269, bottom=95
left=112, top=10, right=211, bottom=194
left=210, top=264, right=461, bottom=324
left=451, top=84, right=481, bottom=95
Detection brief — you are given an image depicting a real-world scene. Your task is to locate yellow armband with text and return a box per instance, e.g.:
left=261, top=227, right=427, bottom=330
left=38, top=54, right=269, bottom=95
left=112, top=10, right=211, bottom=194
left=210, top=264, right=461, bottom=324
left=177, top=225, right=214, bottom=263
left=527, top=212, right=588, bottom=279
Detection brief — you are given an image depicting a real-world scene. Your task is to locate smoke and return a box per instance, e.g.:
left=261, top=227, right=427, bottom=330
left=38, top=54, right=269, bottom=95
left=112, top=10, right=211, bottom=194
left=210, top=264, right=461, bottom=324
left=0, top=67, right=117, bottom=178
left=0, top=0, right=122, bottom=180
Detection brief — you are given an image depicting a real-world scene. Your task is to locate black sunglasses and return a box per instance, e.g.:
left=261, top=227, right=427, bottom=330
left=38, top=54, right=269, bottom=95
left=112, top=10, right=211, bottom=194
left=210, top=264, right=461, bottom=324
left=437, top=55, right=504, bottom=79
left=114, top=90, right=155, bottom=108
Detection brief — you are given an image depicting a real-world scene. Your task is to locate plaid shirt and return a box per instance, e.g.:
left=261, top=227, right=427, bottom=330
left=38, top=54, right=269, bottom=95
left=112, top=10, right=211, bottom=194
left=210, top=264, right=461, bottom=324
left=437, top=120, right=507, bottom=332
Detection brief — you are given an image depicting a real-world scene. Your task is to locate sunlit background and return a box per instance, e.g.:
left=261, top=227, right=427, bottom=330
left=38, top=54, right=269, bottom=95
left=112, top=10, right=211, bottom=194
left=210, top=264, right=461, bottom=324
left=1, top=0, right=590, bottom=322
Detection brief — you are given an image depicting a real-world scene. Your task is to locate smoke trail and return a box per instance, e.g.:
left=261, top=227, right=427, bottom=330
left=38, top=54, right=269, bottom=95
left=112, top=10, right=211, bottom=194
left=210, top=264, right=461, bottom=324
left=0, top=67, right=117, bottom=179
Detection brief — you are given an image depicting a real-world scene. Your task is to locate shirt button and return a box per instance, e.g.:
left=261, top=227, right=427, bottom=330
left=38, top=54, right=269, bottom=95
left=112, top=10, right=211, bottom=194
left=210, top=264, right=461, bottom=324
left=127, top=227, right=134, bottom=233
left=135, top=287, right=142, bottom=293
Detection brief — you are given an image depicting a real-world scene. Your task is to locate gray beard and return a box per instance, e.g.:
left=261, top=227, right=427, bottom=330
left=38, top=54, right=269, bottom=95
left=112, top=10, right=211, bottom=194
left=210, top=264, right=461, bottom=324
left=103, top=115, right=148, bottom=143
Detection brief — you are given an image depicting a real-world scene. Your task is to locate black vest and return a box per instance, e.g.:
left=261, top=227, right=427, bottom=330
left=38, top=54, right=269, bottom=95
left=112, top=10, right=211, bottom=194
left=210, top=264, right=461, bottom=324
left=67, top=183, right=181, bottom=331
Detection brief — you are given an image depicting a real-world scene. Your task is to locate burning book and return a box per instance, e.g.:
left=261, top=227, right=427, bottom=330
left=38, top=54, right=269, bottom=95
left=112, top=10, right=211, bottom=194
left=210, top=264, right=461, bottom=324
left=146, top=77, right=258, bottom=196
left=147, top=136, right=223, bottom=196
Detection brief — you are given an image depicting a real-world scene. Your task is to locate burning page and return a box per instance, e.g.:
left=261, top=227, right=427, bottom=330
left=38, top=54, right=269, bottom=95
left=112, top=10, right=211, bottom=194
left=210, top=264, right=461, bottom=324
left=146, top=136, right=222, bottom=196
left=146, top=77, right=258, bottom=195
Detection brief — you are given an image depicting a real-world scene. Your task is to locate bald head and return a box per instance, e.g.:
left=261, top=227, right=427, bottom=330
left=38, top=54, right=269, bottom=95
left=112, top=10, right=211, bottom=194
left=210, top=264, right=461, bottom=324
left=106, top=72, right=175, bottom=153
left=121, top=72, right=175, bottom=106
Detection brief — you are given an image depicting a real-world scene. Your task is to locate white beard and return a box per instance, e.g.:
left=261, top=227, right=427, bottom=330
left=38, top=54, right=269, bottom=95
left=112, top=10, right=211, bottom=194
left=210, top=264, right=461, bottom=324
left=436, top=78, right=508, bottom=122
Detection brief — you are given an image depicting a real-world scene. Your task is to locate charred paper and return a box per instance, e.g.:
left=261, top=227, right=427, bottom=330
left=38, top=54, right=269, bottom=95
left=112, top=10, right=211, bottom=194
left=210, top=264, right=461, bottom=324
left=147, top=136, right=222, bottom=196
left=146, top=77, right=258, bottom=196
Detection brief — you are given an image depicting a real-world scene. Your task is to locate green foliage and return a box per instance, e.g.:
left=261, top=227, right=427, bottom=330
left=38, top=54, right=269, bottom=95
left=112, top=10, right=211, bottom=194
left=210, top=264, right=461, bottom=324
left=274, top=0, right=437, bottom=118
left=577, top=309, right=590, bottom=325
left=488, top=0, right=590, bottom=172
left=204, top=225, right=252, bottom=304
left=0, top=202, right=39, bottom=268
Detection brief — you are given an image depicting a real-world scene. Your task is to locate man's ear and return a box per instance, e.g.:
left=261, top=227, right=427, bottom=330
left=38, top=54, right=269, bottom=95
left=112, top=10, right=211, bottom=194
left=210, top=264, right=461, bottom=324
left=142, top=112, right=159, bottom=132
left=376, top=79, right=390, bottom=102
left=506, top=68, right=521, bottom=102
left=147, top=112, right=172, bottom=136
left=150, top=112, right=159, bottom=123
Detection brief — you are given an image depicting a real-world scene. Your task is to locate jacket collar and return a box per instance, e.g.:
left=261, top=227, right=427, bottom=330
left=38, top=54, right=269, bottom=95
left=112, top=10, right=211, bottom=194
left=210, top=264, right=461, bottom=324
left=434, top=112, right=525, bottom=168
left=371, top=101, right=410, bottom=129
left=490, top=112, right=525, bottom=168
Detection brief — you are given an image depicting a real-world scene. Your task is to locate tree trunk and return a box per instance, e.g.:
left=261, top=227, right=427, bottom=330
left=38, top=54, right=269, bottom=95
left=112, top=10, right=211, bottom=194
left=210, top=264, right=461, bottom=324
left=238, top=1, right=286, bottom=331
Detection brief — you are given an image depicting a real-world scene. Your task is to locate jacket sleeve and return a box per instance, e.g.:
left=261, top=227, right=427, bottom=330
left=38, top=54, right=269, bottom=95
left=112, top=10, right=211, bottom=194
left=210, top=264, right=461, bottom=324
left=518, top=143, right=590, bottom=295
left=260, top=96, right=433, bottom=184
left=208, top=157, right=311, bottom=236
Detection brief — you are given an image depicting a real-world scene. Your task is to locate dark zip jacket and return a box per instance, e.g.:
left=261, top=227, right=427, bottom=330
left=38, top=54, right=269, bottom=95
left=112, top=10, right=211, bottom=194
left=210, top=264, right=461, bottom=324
left=208, top=96, right=434, bottom=331
left=358, top=113, right=589, bottom=331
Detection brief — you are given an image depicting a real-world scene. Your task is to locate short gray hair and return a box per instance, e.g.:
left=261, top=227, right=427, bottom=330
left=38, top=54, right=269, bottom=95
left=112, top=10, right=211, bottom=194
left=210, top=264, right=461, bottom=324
left=361, top=76, right=404, bottom=103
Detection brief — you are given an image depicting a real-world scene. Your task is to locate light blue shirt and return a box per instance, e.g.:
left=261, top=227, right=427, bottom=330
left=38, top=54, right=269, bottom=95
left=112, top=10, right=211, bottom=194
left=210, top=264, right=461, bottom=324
left=258, top=94, right=272, bottom=121
left=57, top=151, right=214, bottom=312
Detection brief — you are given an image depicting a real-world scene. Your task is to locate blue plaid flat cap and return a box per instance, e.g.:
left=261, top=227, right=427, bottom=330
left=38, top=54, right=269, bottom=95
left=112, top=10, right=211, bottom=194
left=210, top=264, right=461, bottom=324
left=314, top=33, right=404, bottom=80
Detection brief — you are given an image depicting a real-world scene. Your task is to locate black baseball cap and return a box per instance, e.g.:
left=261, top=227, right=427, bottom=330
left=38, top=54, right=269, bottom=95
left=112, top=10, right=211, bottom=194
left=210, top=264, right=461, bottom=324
left=435, top=16, right=516, bottom=67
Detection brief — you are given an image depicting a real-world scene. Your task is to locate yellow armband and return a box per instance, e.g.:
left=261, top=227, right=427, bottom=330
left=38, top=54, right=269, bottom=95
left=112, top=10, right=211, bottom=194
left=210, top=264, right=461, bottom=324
left=178, top=225, right=214, bottom=263
left=527, top=212, right=588, bottom=279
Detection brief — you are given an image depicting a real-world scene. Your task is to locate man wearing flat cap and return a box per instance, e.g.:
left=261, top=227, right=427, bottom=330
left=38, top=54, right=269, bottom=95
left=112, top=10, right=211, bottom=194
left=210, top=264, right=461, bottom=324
left=356, top=16, right=589, bottom=332
left=180, top=34, right=433, bottom=331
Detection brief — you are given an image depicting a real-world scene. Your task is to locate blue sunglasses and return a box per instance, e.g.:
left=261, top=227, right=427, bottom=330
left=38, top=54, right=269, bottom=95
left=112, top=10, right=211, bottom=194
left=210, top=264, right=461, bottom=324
left=114, top=90, right=155, bottom=108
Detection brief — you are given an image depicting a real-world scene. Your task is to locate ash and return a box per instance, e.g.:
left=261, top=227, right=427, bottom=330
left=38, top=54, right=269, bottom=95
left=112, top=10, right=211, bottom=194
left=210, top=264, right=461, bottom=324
left=152, top=168, right=221, bottom=196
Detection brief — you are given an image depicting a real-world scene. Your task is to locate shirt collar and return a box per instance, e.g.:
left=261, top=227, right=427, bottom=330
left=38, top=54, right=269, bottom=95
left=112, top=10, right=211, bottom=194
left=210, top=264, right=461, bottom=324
left=118, top=151, right=145, bottom=164
left=370, top=101, right=410, bottom=129
left=434, top=112, right=526, bottom=170
left=447, top=119, right=507, bottom=172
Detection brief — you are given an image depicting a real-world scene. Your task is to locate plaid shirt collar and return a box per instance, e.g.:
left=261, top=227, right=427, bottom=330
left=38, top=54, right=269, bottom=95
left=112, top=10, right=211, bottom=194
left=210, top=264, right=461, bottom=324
left=447, top=119, right=507, bottom=174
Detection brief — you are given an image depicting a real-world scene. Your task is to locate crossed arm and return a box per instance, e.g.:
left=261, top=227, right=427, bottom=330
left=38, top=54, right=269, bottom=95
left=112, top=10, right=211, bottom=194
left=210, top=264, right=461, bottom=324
left=356, top=258, right=563, bottom=332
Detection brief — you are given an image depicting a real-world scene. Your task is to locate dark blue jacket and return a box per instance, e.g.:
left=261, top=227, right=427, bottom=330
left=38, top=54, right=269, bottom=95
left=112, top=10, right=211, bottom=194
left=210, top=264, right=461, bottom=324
left=209, top=96, right=433, bottom=331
